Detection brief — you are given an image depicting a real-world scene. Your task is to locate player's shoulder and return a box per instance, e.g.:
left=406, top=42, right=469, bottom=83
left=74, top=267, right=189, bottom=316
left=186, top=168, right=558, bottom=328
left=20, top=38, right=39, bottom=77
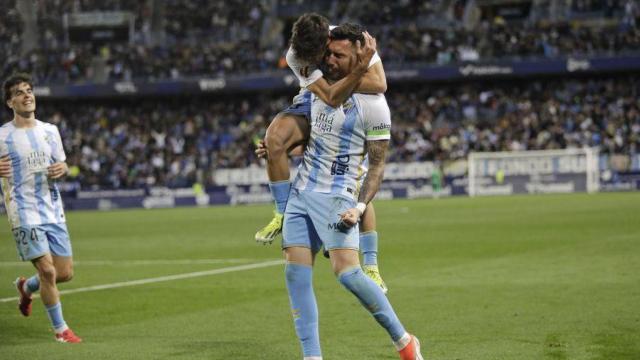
left=0, top=120, right=14, bottom=130
left=36, top=119, right=59, bottom=132
left=353, top=93, right=389, bottom=112
left=0, top=120, right=16, bottom=138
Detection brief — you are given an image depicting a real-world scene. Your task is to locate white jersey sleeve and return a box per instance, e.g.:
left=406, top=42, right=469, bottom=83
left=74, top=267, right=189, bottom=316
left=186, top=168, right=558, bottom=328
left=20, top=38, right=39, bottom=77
left=286, top=47, right=324, bottom=88
left=368, top=52, right=381, bottom=67
left=357, top=94, right=391, bottom=141
left=47, top=124, right=66, bottom=162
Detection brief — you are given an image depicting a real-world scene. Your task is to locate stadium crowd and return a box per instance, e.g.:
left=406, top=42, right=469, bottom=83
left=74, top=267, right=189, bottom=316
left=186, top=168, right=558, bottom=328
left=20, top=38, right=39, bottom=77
left=1, top=75, right=635, bottom=190
left=1, top=1, right=639, bottom=190
left=1, top=0, right=639, bottom=83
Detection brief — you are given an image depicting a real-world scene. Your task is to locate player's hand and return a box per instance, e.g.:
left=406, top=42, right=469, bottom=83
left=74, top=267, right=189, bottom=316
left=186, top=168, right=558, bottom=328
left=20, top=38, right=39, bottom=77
left=354, top=31, right=377, bottom=74
left=0, top=155, right=12, bottom=178
left=255, top=139, right=267, bottom=159
left=338, top=208, right=361, bottom=229
left=47, top=162, right=68, bottom=179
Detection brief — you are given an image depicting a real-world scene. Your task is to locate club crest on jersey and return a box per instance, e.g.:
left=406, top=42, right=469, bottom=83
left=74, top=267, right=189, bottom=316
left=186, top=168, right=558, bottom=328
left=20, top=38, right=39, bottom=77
left=342, top=99, right=355, bottom=111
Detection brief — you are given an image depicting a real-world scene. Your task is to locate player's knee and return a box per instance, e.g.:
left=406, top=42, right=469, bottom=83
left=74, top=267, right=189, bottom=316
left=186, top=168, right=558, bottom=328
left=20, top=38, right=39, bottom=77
left=330, top=254, right=359, bottom=276
left=265, top=132, right=287, bottom=157
left=337, top=266, right=363, bottom=290
left=57, top=268, right=74, bottom=283
left=38, top=265, right=57, bottom=284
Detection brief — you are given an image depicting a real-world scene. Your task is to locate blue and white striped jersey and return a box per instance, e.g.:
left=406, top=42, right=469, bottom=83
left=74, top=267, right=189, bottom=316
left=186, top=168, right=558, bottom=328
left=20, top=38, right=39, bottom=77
left=0, top=120, right=66, bottom=228
left=293, top=93, right=391, bottom=199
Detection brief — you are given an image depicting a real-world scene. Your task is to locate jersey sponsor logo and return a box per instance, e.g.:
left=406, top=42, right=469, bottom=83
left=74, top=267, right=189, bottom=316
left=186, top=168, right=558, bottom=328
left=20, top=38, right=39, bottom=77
left=26, top=151, right=49, bottom=173
left=372, top=123, right=391, bottom=131
left=331, top=155, right=350, bottom=176
left=313, top=112, right=334, bottom=133
left=327, top=221, right=349, bottom=233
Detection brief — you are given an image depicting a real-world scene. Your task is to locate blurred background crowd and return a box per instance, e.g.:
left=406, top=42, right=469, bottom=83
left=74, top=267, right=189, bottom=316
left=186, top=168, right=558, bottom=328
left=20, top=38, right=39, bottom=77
left=0, top=0, right=639, bottom=189
left=2, top=0, right=639, bottom=83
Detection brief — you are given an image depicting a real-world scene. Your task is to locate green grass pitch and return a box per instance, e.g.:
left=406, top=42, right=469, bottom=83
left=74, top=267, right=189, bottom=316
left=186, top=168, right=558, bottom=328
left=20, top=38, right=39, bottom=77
left=1, top=192, right=639, bottom=359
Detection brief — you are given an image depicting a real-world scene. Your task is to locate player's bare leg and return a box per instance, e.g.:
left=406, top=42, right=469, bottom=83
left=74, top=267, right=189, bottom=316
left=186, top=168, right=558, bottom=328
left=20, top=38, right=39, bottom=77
left=33, top=254, right=81, bottom=343
left=255, top=113, right=309, bottom=244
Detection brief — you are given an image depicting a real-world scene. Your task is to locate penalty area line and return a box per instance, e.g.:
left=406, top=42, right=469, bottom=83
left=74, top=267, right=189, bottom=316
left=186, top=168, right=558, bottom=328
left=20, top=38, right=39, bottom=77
left=0, top=259, right=285, bottom=303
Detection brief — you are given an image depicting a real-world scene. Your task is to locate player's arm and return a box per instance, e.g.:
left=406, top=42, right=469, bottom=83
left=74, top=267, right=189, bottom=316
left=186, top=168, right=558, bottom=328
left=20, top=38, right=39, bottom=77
left=358, top=140, right=388, bottom=205
left=0, top=155, right=12, bottom=177
left=339, top=140, right=389, bottom=228
left=255, top=140, right=306, bottom=158
left=287, top=144, right=305, bottom=157
left=48, top=161, right=68, bottom=179
left=354, top=61, right=387, bottom=94
left=306, top=32, right=377, bottom=107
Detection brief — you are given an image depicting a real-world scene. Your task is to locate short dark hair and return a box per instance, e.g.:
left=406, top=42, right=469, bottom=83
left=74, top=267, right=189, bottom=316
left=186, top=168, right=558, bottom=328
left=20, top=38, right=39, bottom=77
left=329, top=23, right=366, bottom=45
left=290, top=13, right=330, bottom=63
left=3, top=73, right=33, bottom=105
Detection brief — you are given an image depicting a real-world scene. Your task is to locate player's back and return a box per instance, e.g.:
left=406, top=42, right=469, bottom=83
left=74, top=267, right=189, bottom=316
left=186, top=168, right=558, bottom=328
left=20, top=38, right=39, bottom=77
left=293, top=93, right=391, bottom=199
left=0, top=120, right=66, bottom=227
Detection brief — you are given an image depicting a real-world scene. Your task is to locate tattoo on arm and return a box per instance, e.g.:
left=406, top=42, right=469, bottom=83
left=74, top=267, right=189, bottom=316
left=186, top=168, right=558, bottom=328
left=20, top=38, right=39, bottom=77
left=358, top=140, right=389, bottom=204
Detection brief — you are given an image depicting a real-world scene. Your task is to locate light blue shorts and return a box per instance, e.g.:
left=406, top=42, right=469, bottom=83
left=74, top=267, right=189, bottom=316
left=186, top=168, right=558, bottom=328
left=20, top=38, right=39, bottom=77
left=282, top=189, right=359, bottom=252
left=13, top=223, right=72, bottom=261
left=280, top=89, right=312, bottom=120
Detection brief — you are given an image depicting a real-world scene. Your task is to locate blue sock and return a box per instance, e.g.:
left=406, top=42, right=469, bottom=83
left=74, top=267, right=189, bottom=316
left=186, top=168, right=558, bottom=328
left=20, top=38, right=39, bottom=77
left=360, top=231, right=378, bottom=266
left=285, top=263, right=321, bottom=358
left=269, top=181, right=291, bottom=214
left=338, top=266, right=406, bottom=341
left=26, top=275, right=40, bottom=294
left=45, top=302, right=67, bottom=332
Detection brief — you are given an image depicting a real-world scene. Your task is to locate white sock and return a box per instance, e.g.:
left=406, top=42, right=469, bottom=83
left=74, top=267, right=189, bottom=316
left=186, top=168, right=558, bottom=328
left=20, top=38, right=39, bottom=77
left=303, top=357, right=322, bottom=360
left=394, top=332, right=412, bottom=351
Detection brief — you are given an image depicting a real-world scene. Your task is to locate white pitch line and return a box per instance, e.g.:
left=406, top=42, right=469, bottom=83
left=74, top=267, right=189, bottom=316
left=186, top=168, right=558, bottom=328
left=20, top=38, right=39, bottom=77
left=0, top=259, right=285, bottom=303
left=0, top=258, right=258, bottom=267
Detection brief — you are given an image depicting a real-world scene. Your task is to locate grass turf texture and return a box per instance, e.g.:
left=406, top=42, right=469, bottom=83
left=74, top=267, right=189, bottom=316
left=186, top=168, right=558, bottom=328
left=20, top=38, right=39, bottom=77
left=0, top=192, right=639, bottom=359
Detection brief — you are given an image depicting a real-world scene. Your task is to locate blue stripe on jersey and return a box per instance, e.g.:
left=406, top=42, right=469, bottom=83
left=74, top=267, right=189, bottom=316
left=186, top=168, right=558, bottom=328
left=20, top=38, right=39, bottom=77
left=304, top=137, right=326, bottom=192
left=302, top=90, right=313, bottom=118
left=26, top=129, right=48, bottom=224
left=45, top=130, right=62, bottom=221
left=330, top=101, right=359, bottom=194
left=6, top=133, right=27, bottom=226
left=44, top=130, right=58, bottom=160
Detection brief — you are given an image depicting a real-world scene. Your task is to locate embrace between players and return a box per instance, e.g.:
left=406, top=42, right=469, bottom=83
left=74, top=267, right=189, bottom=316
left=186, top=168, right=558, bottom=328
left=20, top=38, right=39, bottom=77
left=2, top=12, right=423, bottom=359
left=254, top=13, right=424, bottom=360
